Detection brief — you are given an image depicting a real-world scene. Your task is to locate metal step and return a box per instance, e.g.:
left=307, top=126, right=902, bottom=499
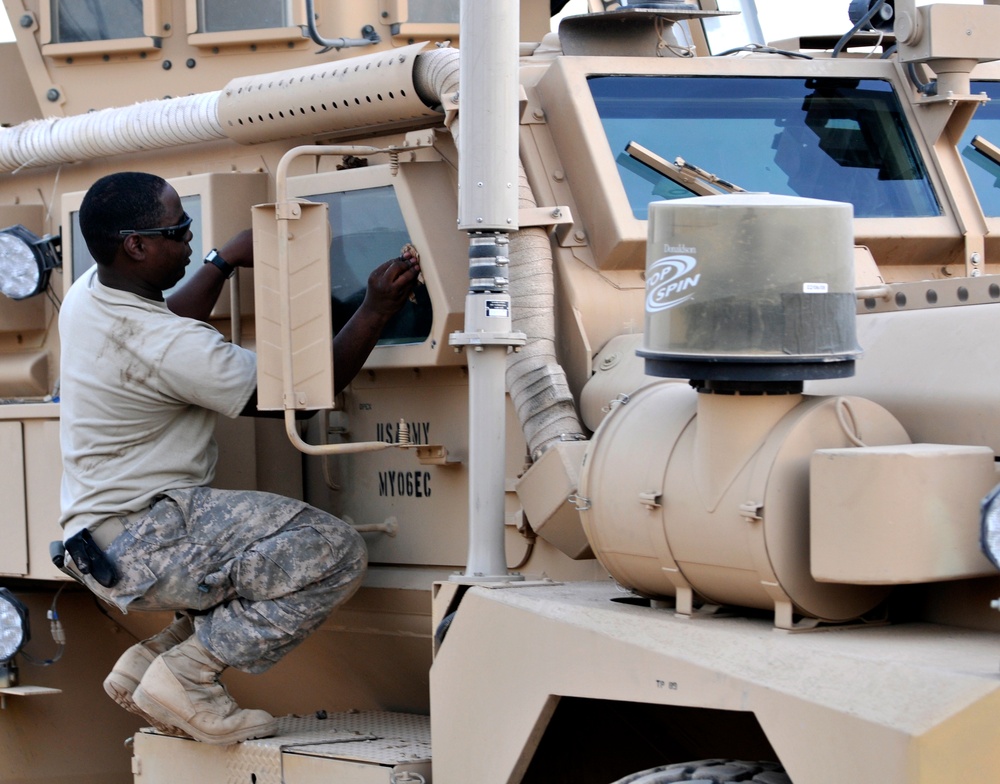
left=131, top=710, right=431, bottom=784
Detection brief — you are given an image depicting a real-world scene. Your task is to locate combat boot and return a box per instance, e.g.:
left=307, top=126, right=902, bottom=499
left=132, top=635, right=277, bottom=745
left=104, top=614, right=194, bottom=735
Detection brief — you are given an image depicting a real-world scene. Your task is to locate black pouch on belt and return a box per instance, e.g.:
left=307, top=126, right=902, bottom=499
left=64, top=528, right=120, bottom=588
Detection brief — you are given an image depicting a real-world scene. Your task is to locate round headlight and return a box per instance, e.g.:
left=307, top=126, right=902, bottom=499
left=0, top=588, right=29, bottom=662
left=981, top=482, right=1000, bottom=571
left=0, top=225, right=62, bottom=301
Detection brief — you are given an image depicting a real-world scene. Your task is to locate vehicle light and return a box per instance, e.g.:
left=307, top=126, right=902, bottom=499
left=849, top=0, right=895, bottom=32
left=0, top=225, right=62, bottom=300
left=980, top=482, right=1000, bottom=570
left=0, top=588, right=30, bottom=663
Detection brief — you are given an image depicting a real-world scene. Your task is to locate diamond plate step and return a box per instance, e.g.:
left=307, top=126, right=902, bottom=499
left=133, top=710, right=431, bottom=784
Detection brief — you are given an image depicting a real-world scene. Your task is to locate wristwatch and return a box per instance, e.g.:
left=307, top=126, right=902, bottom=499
left=204, top=249, right=236, bottom=279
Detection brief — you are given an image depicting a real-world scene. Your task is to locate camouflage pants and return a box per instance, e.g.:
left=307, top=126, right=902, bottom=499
left=84, top=487, right=367, bottom=674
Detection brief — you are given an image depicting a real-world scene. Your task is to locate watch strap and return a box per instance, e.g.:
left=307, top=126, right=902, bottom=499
left=204, top=249, right=236, bottom=279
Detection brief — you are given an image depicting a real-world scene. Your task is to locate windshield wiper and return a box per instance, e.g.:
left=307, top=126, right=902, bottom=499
left=971, top=135, right=1000, bottom=168
left=625, top=141, right=747, bottom=196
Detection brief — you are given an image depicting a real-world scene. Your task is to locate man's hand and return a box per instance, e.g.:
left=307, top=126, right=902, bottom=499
left=333, top=246, right=423, bottom=393
left=359, top=246, right=422, bottom=323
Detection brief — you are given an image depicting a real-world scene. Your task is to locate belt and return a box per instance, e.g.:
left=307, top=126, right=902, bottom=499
left=88, top=516, right=126, bottom=550
left=61, top=515, right=128, bottom=588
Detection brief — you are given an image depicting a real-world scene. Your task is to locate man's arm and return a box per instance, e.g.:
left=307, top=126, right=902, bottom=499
left=333, top=249, right=421, bottom=394
left=167, top=229, right=254, bottom=322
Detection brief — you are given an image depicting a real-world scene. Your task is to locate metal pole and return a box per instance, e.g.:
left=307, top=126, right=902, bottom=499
left=449, top=0, right=525, bottom=581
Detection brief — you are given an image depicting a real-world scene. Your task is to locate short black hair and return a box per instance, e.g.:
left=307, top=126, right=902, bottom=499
left=79, top=172, right=168, bottom=265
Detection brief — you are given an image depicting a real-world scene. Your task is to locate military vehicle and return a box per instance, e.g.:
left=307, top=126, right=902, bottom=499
left=0, top=0, right=998, bottom=781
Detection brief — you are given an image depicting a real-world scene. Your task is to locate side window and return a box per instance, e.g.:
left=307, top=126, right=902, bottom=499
left=69, top=210, right=92, bottom=282
left=196, top=0, right=290, bottom=33
left=407, top=0, right=460, bottom=23
left=309, top=186, right=432, bottom=346
left=49, top=0, right=144, bottom=43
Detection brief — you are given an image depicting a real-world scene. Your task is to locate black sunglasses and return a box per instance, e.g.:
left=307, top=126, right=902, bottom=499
left=119, top=213, right=193, bottom=243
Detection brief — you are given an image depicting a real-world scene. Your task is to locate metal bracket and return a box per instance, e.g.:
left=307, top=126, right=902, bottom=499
left=639, top=490, right=662, bottom=511
left=518, top=205, right=574, bottom=229
left=275, top=201, right=303, bottom=221
left=517, top=205, right=580, bottom=247
left=397, top=444, right=461, bottom=466
left=449, top=330, right=527, bottom=348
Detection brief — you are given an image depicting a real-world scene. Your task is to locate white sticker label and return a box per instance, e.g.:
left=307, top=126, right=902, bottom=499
left=803, top=282, right=829, bottom=294
left=486, top=300, right=509, bottom=318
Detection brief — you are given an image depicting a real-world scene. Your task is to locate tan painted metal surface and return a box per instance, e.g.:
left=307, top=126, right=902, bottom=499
left=0, top=1, right=998, bottom=783
left=431, top=581, right=1000, bottom=784
left=812, top=443, right=1000, bottom=584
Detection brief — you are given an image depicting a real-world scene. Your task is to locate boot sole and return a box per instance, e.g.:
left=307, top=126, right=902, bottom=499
left=133, top=685, right=277, bottom=745
left=104, top=672, right=190, bottom=737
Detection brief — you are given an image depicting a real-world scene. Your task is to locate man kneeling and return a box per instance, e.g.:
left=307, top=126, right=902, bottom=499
left=58, top=171, right=420, bottom=744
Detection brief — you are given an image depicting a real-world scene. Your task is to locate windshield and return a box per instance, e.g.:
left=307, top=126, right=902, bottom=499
left=961, top=82, right=1000, bottom=217
left=589, top=75, right=940, bottom=220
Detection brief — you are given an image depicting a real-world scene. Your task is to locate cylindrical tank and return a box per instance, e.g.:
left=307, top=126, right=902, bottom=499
left=578, top=382, right=910, bottom=626
left=638, top=194, right=860, bottom=381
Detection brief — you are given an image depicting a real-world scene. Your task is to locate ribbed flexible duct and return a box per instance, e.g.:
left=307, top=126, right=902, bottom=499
left=414, top=48, right=586, bottom=460
left=0, top=92, right=224, bottom=172
left=506, top=166, right=585, bottom=460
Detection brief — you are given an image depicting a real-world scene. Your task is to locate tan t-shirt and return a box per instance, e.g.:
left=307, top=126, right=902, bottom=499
left=59, top=267, right=258, bottom=540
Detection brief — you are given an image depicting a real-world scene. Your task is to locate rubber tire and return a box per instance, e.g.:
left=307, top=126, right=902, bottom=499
left=610, top=758, right=792, bottom=784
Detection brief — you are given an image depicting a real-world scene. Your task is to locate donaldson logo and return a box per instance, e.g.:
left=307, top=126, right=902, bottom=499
left=646, top=254, right=701, bottom=312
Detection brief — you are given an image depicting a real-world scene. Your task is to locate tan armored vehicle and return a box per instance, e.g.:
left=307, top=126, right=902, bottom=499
left=0, top=0, right=999, bottom=781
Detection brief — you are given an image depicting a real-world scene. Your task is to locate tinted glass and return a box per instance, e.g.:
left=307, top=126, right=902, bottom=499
left=198, top=0, right=289, bottom=32
left=52, top=0, right=143, bottom=42
left=961, top=81, right=1000, bottom=217
left=309, top=186, right=431, bottom=346
left=70, top=210, right=92, bottom=282
left=589, top=75, right=940, bottom=220
left=407, top=0, right=460, bottom=23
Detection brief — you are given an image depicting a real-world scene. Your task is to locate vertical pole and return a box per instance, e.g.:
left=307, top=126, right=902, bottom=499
left=449, top=0, right=525, bottom=581
left=456, top=0, right=519, bottom=232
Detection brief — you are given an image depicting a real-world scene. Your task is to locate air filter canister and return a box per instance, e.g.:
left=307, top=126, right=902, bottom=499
left=638, top=194, right=860, bottom=381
